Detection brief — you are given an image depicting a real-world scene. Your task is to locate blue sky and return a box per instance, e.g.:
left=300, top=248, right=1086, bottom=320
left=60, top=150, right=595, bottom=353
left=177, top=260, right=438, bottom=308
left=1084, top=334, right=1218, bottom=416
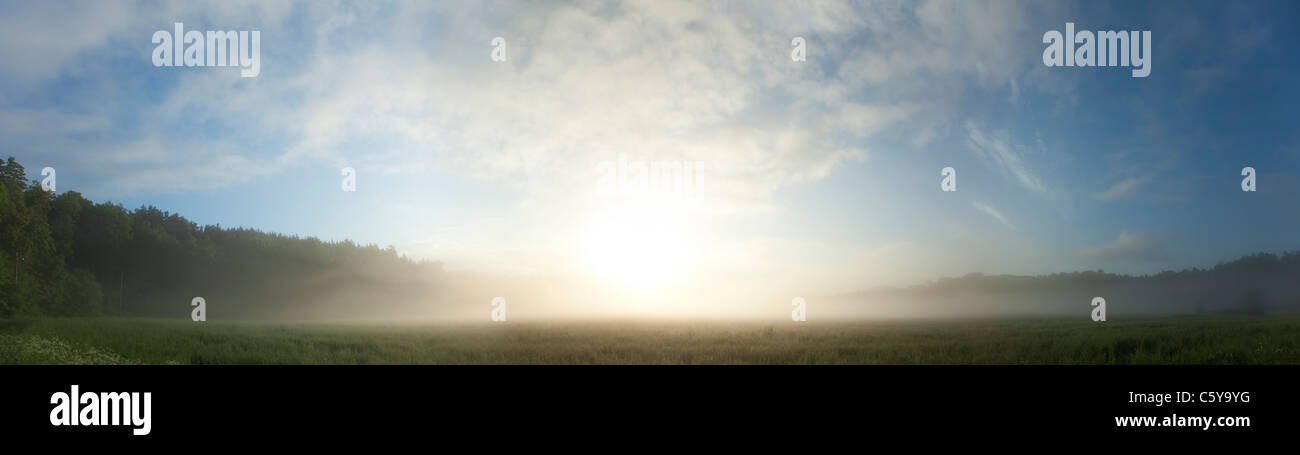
left=2, top=0, right=1298, bottom=299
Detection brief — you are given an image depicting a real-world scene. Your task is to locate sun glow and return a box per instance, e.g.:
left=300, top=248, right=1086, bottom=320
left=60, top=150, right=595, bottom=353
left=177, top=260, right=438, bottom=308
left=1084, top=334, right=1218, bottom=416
left=580, top=206, right=696, bottom=291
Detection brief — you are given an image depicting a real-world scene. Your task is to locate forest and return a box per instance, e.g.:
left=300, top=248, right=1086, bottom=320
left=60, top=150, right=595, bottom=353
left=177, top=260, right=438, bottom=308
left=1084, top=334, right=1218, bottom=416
left=0, top=157, right=442, bottom=319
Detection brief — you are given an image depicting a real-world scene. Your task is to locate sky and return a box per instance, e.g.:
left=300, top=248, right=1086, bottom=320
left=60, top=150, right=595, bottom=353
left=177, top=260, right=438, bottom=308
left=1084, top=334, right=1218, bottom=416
left=2, top=0, right=1298, bottom=302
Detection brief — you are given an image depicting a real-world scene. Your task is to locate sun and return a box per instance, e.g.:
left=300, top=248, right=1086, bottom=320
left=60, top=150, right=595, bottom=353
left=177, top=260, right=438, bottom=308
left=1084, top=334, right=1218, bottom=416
left=580, top=206, right=695, bottom=290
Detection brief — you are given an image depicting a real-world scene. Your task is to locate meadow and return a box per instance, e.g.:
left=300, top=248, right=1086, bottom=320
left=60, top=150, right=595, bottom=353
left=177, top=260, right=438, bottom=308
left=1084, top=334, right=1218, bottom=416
left=1, top=316, right=1299, bottom=365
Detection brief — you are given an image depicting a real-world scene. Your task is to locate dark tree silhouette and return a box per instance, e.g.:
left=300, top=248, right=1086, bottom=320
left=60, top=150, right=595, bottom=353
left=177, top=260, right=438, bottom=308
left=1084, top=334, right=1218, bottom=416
left=0, top=157, right=442, bottom=319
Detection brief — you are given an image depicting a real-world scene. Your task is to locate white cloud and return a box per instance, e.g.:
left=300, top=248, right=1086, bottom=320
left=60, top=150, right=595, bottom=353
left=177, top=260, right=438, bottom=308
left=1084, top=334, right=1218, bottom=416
left=972, top=201, right=1014, bottom=229
left=0, top=0, right=296, bottom=83
left=1095, top=177, right=1146, bottom=200
left=1, top=0, right=1069, bottom=205
left=966, top=124, right=1047, bottom=193
left=0, top=0, right=1096, bottom=290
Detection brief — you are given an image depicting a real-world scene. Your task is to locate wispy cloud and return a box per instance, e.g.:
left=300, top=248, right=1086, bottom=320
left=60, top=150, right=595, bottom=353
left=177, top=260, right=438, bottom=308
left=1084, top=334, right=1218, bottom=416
left=1079, top=232, right=1169, bottom=264
left=972, top=201, right=1014, bottom=229
left=966, top=123, right=1046, bottom=193
left=1095, top=177, right=1146, bottom=201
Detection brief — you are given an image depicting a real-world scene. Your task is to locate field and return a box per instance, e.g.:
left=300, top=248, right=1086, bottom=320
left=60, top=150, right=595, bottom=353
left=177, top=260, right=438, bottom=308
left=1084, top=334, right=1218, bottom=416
left=2, top=316, right=1300, bottom=365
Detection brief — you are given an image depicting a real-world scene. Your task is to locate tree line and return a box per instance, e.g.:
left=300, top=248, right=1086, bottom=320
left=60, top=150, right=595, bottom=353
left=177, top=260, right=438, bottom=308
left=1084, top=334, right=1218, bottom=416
left=0, top=157, right=442, bottom=319
left=823, top=252, right=1300, bottom=318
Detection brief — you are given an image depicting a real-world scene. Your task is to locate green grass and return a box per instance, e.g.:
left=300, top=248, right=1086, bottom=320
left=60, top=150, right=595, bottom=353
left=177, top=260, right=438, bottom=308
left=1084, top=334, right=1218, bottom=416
left=2, top=316, right=1299, bottom=364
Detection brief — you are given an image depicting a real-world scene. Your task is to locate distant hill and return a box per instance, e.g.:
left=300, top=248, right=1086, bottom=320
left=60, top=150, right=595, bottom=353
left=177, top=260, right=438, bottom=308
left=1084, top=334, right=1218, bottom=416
left=819, top=252, right=1300, bottom=318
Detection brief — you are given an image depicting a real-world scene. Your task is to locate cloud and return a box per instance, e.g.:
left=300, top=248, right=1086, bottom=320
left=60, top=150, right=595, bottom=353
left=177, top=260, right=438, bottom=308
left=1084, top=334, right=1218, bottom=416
left=966, top=124, right=1046, bottom=193
left=0, top=0, right=1072, bottom=205
left=1079, top=232, right=1169, bottom=263
left=0, top=2, right=136, bottom=83
left=1095, top=177, right=1146, bottom=200
left=0, top=0, right=1154, bottom=290
left=0, top=1, right=296, bottom=83
left=972, top=201, right=1014, bottom=229
left=249, top=0, right=932, bottom=210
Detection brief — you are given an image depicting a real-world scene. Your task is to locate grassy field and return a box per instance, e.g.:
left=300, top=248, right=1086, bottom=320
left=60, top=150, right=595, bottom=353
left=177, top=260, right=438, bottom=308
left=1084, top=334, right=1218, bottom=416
left=2, top=316, right=1299, bottom=365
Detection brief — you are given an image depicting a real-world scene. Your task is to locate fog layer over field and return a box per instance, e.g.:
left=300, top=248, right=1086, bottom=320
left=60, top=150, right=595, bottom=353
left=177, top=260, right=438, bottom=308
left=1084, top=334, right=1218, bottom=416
left=5, top=158, right=1299, bottom=321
